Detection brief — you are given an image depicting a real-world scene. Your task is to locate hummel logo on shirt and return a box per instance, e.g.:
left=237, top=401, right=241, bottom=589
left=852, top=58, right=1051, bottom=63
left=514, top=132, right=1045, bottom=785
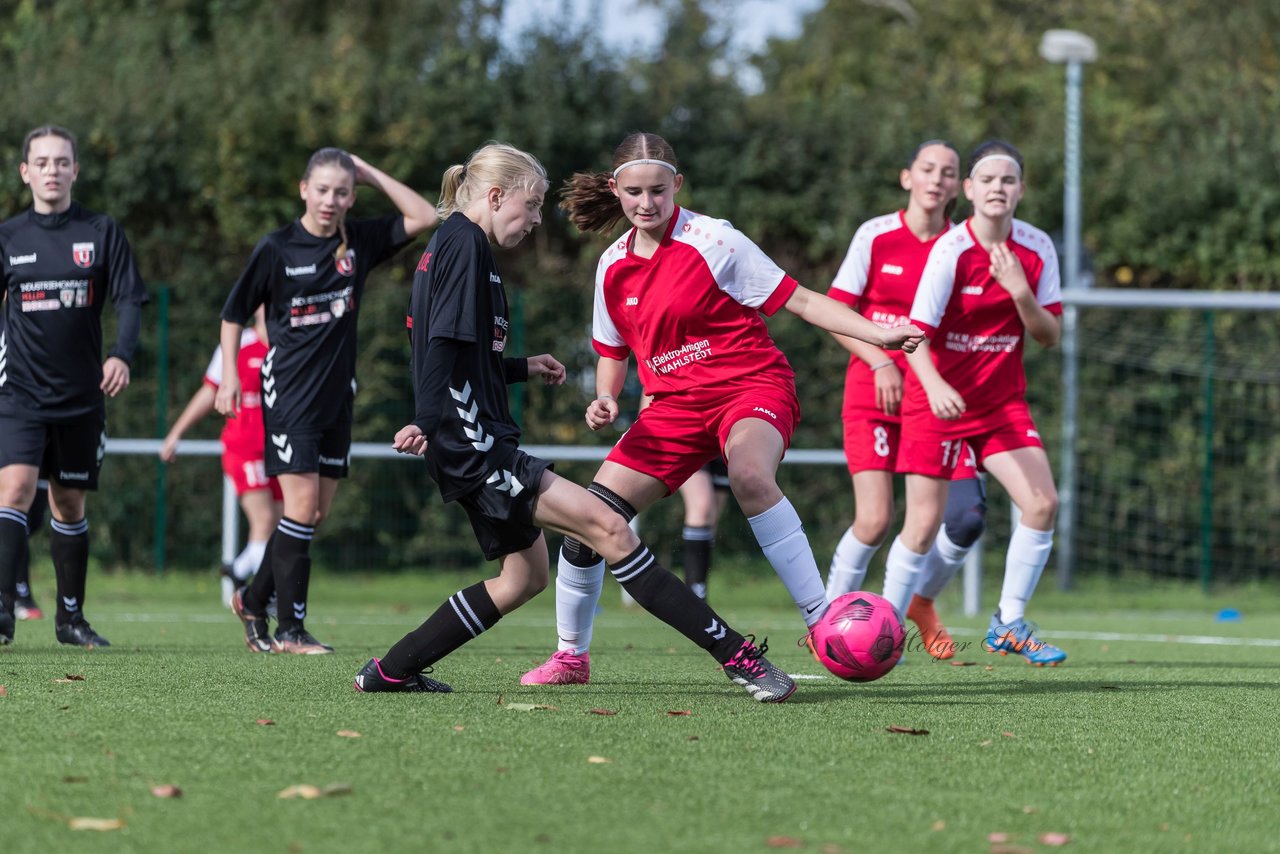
left=880, top=263, right=904, bottom=275
left=8, top=253, right=36, bottom=265
left=489, top=272, right=502, bottom=284
left=285, top=263, right=317, bottom=277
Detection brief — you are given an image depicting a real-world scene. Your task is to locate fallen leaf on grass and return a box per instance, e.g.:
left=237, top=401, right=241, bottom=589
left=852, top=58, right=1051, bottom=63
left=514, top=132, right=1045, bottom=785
left=277, top=783, right=352, bottom=800
left=984, top=666, right=994, bottom=671
left=0, top=684, right=7, bottom=697
left=278, top=784, right=322, bottom=800
left=452, top=726, right=465, bottom=732
left=990, top=845, right=1033, bottom=854
left=1001, top=731, right=1017, bottom=739
left=666, top=710, right=692, bottom=716
left=979, top=740, right=993, bottom=747
left=988, top=832, right=1011, bottom=843
left=1038, top=832, right=1071, bottom=846
left=504, top=702, right=558, bottom=712
left=765, top=836, right=804, bottom=848
left=588, top=708, right=617, bottom=716
left=931, top=820, right=946, bottom=831
left=949, top=661, right=977, bottom=667
left=1022, top=805, right=1038, bottom=814
left=54, top=674, right=86, bottom=683
left=685, top=736, right=699, bottom=742
left=819, top=845, right=844, bottom=854
left=255, top=719, right=275, bottom=726
left=336, top=730, right=361, bottom=738
left=69, top=817, right=124, bottom=831
left=886, top=725, right=929, bottom=736
left=586, top=756, right=610, bottom=764
left=151, top=785, right=183, bottom=798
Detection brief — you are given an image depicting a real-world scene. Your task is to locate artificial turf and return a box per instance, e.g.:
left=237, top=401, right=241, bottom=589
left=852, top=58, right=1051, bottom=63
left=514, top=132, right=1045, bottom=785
left=2, top=568, right=1277, bottom=853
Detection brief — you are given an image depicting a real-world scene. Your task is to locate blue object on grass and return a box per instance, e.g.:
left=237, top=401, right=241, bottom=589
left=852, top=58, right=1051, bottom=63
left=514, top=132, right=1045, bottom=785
left=1215, top=608, right=1242, bottom=622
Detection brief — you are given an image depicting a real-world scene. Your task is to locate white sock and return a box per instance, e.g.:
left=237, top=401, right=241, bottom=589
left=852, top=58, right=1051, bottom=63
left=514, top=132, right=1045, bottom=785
left=997, top=524, right=1055, bottom=624
left=555, top=551, right=605, bottom=654
left=918, top=527, right=969, bottom=600
left=233, top=540, right=268, bottom=581
left=748, top=497, right=828, bottom=627
left=882, top=537, right=929, bottom=621
left=826, top=527, right=880, bottom=600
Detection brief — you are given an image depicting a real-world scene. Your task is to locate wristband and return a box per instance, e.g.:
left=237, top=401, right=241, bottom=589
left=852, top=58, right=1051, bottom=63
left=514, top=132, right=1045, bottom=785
left=869, top=360, right=894, bottom=372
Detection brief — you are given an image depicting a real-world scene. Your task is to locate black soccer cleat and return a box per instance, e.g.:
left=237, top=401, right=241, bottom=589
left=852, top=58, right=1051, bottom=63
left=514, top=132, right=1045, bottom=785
left=231, top=588, right=274, bottom=653
left=354, top=658, right=452, bottom=693
left=722, top=635, right=795, bottom=703
left=55, top=616, right=111, bottom=648
left=0, top=602, right=14, bottom=645
left=272, top=625, right=334, bottom=655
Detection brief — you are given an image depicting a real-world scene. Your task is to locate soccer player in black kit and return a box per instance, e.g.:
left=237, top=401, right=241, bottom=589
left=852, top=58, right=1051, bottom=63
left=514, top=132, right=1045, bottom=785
left=0, top=125, right=148, bottom=647
left=353, top=142, right=795, bottom=703
left=215, top=148, right=437, bottom=654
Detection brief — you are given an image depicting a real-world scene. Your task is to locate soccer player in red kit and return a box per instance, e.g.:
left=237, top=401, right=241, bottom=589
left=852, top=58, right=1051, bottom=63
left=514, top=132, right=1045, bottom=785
left=888, top=139, right=1066, bottom=666
left=522, top=131, right=923, bottom=685
left=824, top=140, right=988, bottom=660
left=160, top=308, right=282, bottom=607
left=356, top=142, right=796, bottom=703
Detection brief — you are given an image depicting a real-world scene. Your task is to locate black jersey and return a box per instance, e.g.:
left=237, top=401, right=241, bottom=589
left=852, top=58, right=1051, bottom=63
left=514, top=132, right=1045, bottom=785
left=221, top=215, right=410, bottom=430
left=0, top=203, right=148, bottom=420
left=411, top=213, right=525, bottom=502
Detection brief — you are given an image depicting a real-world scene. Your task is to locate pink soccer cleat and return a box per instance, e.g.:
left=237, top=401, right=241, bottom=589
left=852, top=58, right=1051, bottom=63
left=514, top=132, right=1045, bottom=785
left=520, top=650, right=590, bottom=685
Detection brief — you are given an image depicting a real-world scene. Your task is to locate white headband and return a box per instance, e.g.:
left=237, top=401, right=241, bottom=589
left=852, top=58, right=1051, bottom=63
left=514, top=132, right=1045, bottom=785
left=969, top=154, right=1022, bottom=178
left=612, top=158, right=678, bottom=179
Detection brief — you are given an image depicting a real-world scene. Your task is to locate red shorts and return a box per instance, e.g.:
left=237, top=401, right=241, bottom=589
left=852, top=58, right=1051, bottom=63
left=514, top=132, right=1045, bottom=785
left=844, top=414, right=981, bottom=479
left=607, top=374, right=801, bottom=494
left=222, top=447, right=283, bottom=499
left=899, top=399, right=1041, bottom=478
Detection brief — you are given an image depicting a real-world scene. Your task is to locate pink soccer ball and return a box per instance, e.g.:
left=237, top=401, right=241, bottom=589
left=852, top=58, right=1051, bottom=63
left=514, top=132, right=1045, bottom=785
left=811, top=592, right=905, bottom=682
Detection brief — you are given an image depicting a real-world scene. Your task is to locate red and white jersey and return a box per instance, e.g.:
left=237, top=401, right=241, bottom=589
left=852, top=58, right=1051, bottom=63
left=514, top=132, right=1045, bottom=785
left=905, top=218, right=1061, bottom=418
left=828, top=210, right=953, bottom=413
left=203, top=328, right=269, bottom=457
left=592, top=206, right=797, bottom=395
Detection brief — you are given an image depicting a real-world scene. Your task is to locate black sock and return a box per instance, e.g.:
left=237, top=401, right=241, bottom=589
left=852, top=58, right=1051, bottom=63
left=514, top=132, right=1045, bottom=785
left=682, top=525, right=713, bottom=598
left=380, top=582, right=501, bottom=678
left=243, top=530, right=278, bottom=614
left=0, top=508, right=28, bottom=614
left=50, top=517, right=90, bottom=624
left=610, top=544, right=743, bottom=664
left=271, top=518, right=314, bottom=632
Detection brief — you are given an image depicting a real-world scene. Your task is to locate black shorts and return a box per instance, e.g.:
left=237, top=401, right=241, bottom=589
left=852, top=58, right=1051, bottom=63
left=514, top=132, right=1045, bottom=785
left=704, top=456, right=729, bottom=490
left=455, top=450, right=553, bottom=561
left=0, top=411, right=107, bottom=490
left=262, top=419, right=352, bottom=479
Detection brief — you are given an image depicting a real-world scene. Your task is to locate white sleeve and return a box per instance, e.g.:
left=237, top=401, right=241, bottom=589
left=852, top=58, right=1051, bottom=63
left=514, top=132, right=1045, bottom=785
left=830, top=216, right=895, bottom=299
left=694, top=217, right=788, bottom=309
left=203, top=345, right=224, bottom=387
left=591, top=252, right=626, bottom=350
left=1036, top=240, right=1062, bottom=306
left=910, top=237, right=962, bottom=330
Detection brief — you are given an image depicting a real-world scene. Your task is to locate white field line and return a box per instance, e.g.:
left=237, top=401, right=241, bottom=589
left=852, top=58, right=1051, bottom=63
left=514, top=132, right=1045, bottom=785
left=104, top=612, right=1280, bottom=647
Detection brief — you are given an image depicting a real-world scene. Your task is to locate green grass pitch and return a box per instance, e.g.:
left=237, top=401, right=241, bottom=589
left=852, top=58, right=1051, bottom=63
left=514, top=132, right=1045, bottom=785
left=2, top=569, right=1277, bottom=853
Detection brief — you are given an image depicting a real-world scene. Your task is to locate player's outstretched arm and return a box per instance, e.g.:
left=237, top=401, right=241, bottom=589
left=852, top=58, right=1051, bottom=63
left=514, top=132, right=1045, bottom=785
left=159, top=384, right=218, bottom=462
left=784, top=284, right=925, bottom=352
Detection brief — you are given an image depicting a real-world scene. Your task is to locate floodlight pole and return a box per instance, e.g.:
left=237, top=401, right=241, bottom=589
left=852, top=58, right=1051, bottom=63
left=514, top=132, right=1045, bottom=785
left=1040, top=30, right=1096, bottom=591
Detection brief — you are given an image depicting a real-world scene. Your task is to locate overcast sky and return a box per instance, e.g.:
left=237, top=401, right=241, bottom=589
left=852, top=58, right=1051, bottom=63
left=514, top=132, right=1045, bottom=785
left=500, top=0, right=822, bottom=89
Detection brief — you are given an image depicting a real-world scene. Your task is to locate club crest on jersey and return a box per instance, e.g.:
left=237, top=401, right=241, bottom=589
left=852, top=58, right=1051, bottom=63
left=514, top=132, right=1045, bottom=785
left=60, top=289, right=77, bottom=308
left=72, top=241, right=95, bottom=268
left=336, top=250, right=355, bottom=277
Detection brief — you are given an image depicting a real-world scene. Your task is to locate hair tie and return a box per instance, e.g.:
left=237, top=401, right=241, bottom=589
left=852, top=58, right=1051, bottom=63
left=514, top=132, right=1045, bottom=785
left=612, top=158, right=677, bottom=179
